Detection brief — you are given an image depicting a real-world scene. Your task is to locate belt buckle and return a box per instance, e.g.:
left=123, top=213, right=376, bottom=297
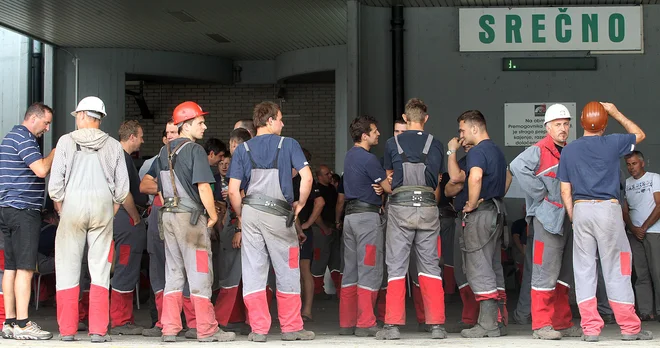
left=264, top=200, right=276, bottom=208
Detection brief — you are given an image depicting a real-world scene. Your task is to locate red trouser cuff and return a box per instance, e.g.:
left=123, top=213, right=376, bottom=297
left=356, top=287, right=379, bottom=328
left=183, top=296, right=196, bottom=329
left=214, top=287, right=239, bottom=327
left=110, top=289, right=134, bottom=327
left=459, top=285, right=479, bottom=325
left=244, top=290, right=271, bottom=335
left=89, top=284, right=110, bottom=335
left=412, top=284, right=426, bottom=324
left=57, top=286, right=80, bottom=336
left=162, top=292, right=184, bottom=336
left=276, top=291, right=303, bottom=333
left=384, top=278, right=406, bottom=325
left=191, top=295, right=219, bottom=338
left=419, top=274, right=446, bottom=324
left=339, top=285, right=358, bottom=328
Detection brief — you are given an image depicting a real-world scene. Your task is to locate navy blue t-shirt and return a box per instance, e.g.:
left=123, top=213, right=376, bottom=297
left=466, top=139, right=507, bottom=201
left=454, top=156, right=469, bottom=211
left=343, top=146, right=387, bottom=206
left=227, top=134, right=308, bottom=205
left=384, top=131, right=444, bottom=190
left=557, top=134, right=635, bottom=200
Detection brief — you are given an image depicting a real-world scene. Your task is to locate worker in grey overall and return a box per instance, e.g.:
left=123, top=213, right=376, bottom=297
left=558, top=102, right=652, bottom=341
left=227, top=101, right=315, bottom=342
left=140, top=123, right=197, bottom=338
left=338, top=115, right=390, bottom=337
left=376, top=98, right=446, bottom=340
left=510, top=104, right=582, bottom=340
left=456, top=110, right=509, bottom=339
left=49, top=97, right=129, bottom=342
left=143, top=101, right=234, bottom=343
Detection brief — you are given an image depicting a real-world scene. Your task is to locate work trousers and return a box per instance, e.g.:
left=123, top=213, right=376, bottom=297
left=573, top=201, right=640, bottom=336
left=339, top=212, right=384, bottom=329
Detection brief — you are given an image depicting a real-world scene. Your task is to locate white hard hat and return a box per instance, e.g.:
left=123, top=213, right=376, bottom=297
left=71, top=96, right=107, bottom=119
left=544, top=104, right=571, bottom=125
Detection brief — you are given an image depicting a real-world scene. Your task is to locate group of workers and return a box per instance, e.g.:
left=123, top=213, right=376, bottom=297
left=0, top=95, right=654, bottom=343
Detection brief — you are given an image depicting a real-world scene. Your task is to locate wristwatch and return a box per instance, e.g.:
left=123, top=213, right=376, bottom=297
left=447, top=149, right=457, bottom=155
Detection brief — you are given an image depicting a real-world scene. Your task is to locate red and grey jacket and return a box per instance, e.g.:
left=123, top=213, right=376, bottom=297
left=509, top=134, right=566, bottom=235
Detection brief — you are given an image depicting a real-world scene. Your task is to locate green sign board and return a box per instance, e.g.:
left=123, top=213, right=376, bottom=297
left=459, top=6, right=643, bottom=52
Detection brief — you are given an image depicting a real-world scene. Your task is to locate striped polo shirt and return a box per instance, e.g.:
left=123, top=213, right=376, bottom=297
left=0, top=125, right=45, bottom=210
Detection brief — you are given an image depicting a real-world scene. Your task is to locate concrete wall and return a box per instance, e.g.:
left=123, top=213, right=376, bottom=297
left=0, top=27, right=29, bottom=137
left=53, top=48, right=233, bottom=139
left=125, top=82, right=337, bottom=171
left=359, top=4, right=660, bottom=219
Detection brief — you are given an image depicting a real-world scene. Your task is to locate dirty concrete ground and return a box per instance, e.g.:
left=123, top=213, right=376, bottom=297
left=2, top=292, right=658, bottom=347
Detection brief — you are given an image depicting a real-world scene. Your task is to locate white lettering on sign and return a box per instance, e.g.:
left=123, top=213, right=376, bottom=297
left=504, top=103, right=576, bottom=147
left=459, top=7, right=643, bottom=51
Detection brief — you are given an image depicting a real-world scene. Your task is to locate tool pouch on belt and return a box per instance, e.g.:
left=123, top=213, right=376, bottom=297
left=493, top=198, right=509, bottom=249
left=242, top=193, right=293, bottom=226
left=389, top=186, right=437, bottom=207
left=460, top=199, right=505, bottom=253
left=345, top=200, right=381, bottom=216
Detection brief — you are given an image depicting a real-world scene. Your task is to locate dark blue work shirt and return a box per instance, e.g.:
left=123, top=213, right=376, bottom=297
left=227, top=134, right=308, bottom=205
left=384, top=130, right=444, bottom=190
left=343, top=146, right=387, bottom=206
left=454, top=156, right=469, bottom=211
left=466, top=139, right=507, bottom=201
left=557, top=134, right=635, bottom=201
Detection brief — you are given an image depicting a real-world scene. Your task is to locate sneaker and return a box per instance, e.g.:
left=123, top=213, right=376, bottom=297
left=142, top=326, right=163, bottom=337
left=355, top=326, right=379, bottom=337
left=13, top=321, right=53, bottom=340
left=532, top=326, right=562, bottom=340
left=639, top=314, right=654, bottom=321
left=90, top=334, right=112, bottom=343
left=446, top=321, right=474, bottom=333
left=601, top=314, right=616, bottom=324
left=417, top=322, right=431, bottom=332
left=622, top=330, right=653, bottom=341
left=559, top=326, right=583, bottom=337
left=582, top=334, right=599, bottom=342
left=60, top=335, right=78, bottom=341
left=198, top=328, right=236, bottom=342
left=162, top=335, right=177, bottom=342
left=281, top=329, right=315, bottom=341
left=2, top=322, right=14, bottom=339
left=78, top=322, right=88, bottom=332
left=110, top=323, right=143, bottom=335
left=430, top=325, right=447, bottom=339
left=184, top=328, right=197, bottom=339
left=339, top=327, right=355, bottom=335
left=248, top=332, right=267, bottom=342
left=375, top=325, right=400, bottom=340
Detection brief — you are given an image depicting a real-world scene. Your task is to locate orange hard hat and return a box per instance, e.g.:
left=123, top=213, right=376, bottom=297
left=172, top=101, right=208, bottom=125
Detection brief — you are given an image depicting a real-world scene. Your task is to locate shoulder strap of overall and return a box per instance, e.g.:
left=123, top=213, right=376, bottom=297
left=243, top=142, right=257, bottom=167
left=271, top=137, right=285, bottom=168
left=419, top=134, right=434, bottom=163
left=394, top=134, right=409, bottom=163
left=167, top=139, right=190, bottom=198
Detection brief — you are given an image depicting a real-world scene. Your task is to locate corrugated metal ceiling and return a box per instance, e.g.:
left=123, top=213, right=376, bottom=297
left=362, top=0, right=657, bottom=6
left=0, top=0, right=347, bottom=60
left=0, top=0, right=654, bottom=59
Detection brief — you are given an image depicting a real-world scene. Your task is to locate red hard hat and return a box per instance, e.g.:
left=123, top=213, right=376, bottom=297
left=172, top=101, right=208, bottom=125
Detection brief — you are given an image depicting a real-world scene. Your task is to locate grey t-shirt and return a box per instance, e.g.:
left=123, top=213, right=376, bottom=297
left=147, top=138, right=215, bottom=205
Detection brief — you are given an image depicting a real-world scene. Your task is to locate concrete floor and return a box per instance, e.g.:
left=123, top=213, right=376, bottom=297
left=2, top=294, right=658, bottom=347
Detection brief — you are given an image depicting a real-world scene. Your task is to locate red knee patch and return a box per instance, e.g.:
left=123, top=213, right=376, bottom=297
left=119, top=245, right=131, bottom=266
left=0, top=250, right=4, bottom=270
left=620, top=251, right=631, bottom=276
left=364, top=244, right=376, bottom=266
left=313, top=248, right=321, bottom=260
left=437, top=236, right=442, bottom=258
left=289, top=247, right=299, bottom=269
left=108, top=241, right=115, bottom=263
left=196, top=250, right=209, bottom=273
left=533, top=240, right=544, bottom=265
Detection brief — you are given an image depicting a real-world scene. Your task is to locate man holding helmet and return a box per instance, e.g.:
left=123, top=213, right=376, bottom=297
left=143, top=101, right=234, bottom=343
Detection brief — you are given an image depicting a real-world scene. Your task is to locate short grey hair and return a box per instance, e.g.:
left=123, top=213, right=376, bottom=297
left=625, top=150, right=644, bottom=162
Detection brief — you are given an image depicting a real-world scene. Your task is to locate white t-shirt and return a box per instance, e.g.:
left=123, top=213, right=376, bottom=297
left=625, top=172, right=660, bottom=233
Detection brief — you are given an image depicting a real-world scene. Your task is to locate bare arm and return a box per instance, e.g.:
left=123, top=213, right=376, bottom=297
left=602, top=103, right=645, bottom=144
left=296, top=166, right=313, bottom=217
left=622, top=200, right=634, bottom=230
left=641, top=192, right=660, bottom=231
left=302, top=196, right=325, bottom=230
left=560, top=182, right=573, bottom=221
left=198, top=183, right=218, bottom=228
left=122, top=193, right=141, bottom=224
left=445, top=181, right=464, bottom=198
left=335, top=193, right=344, bottom=224
left=140, top=174, right=158, bottom=195
left=505, top=169, right=513, bottom=194
left=447, top=137, right=465, bottom=183
left=464, top=167, right=483, bottom=212
left=228, top=178, right=243, bottom=225
left=29, top=149, right=56, bottom=178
